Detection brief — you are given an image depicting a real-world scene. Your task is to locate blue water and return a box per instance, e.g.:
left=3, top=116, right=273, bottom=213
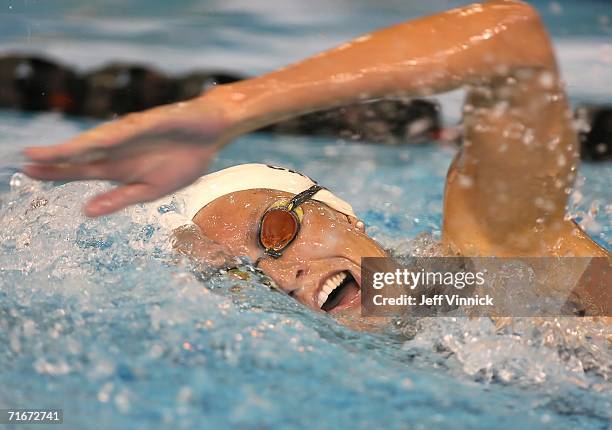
left=0, top=1, right=611, bottom=429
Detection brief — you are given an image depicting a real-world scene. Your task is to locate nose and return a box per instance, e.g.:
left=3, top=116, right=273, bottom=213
left=256, top=257, right=309, bottom=294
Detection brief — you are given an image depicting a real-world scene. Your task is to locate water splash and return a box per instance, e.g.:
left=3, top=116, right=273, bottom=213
left=1, top=168, right=610, bottom=429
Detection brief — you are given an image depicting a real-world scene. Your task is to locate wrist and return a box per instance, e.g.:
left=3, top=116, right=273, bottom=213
left=200, top=82, right=270, bottom=137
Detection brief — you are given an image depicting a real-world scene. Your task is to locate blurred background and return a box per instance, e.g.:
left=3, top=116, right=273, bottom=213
left=1, top=0, right=611, bottom=113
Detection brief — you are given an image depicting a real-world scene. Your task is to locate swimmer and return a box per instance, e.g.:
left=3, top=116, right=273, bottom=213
left=22, top=1, right=610, bottom=320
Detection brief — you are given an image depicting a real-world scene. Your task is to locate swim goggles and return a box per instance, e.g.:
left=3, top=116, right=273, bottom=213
left=258, top=184, right=324, bottom=258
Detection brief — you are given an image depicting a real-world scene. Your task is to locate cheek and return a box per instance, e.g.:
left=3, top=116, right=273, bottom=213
left=198, top=218, right=260, bottom=259
left=300, top=214, right=381, bottom=256
left=296, top=217, right=347, bottom=253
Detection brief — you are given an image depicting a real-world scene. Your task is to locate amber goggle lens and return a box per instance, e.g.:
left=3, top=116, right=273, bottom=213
left=259, top=209, right=300, bottom=252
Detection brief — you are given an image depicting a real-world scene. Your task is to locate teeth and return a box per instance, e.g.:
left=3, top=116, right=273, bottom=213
left=317, top=272, right=347, bottom=308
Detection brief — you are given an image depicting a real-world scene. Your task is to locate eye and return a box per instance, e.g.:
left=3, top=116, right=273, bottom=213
left=259, top=209, right=300, bottom=253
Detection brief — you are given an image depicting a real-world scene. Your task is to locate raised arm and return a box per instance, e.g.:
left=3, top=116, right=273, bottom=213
left=24, top=0, right=560, bottom=219
left=209, top=0, right=556, bottom=134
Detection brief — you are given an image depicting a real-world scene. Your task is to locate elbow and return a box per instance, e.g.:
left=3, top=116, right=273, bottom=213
left=494, top=0, right=558, bottom=71
left=507, top=0, right=547, bottom=34
left=503, top=0, right=541, bottom=20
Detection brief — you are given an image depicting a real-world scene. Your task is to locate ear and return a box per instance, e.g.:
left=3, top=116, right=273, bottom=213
left=172, top=224, right=238, bottom=269
left=347, top=215, right=366, bottom=232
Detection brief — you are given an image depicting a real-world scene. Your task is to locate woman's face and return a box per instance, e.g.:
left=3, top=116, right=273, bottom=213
left=192, top=189, right=388, bottom=319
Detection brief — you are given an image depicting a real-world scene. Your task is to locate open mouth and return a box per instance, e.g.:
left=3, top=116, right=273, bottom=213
left=317, top=271, right=360, bottom=313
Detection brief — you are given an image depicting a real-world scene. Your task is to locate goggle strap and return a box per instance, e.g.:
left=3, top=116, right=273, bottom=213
left=288, top=184, right=325, bottom=209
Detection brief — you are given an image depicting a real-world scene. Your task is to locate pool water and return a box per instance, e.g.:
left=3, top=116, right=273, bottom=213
left=0, top=1, right=611, bottom=429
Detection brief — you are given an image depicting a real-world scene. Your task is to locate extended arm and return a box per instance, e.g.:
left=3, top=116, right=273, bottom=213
left=209, top=0, right=556, bottom=134
left=24, top=0, right=564, bottom=229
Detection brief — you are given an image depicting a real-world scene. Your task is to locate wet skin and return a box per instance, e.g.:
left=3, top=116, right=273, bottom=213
left=23, top=1, right=607, bottom=259
left=175, top=189, right=388, bottom=319
left=22, top=1, right=610, bottom=320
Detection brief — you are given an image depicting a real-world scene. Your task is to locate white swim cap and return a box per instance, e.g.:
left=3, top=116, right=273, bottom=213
left=152, top=164, right=356, bottom=230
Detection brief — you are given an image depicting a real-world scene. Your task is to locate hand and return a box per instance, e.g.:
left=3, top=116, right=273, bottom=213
left=23, top=97, right=232, bottom=217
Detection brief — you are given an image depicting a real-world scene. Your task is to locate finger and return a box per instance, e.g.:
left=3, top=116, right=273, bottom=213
left=84, top=183, right=157, bottom=217
left=24, top=130, right=116, bottom=164
left=22, top=163, right=115, bottom=182
left=24, top=110, right=165, bottom=164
